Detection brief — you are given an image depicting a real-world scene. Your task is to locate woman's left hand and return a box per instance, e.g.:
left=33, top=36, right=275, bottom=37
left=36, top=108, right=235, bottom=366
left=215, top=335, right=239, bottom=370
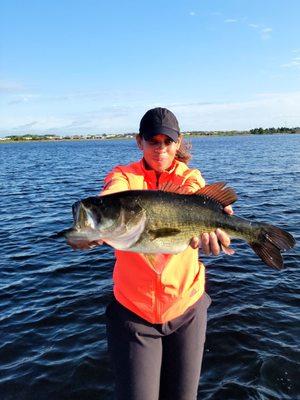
left=190, top=205, right=235, bottom=255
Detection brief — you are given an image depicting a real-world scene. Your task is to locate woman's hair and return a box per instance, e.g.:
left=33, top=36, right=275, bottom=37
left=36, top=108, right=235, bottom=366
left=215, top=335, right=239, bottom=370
left=175, top=135, right=192, bottom=164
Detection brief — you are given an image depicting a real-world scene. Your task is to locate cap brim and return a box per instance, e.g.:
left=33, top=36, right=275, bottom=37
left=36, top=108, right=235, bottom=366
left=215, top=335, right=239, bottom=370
left=142, top=126, right=179, bottom=142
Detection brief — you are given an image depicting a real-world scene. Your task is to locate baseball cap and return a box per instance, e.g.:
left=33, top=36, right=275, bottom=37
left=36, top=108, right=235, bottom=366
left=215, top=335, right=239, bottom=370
left=139, top=107, right=180, bottom=142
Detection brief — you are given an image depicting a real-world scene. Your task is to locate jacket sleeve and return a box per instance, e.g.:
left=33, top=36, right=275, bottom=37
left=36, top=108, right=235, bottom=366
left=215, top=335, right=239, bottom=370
left=100, top=166, right=130, bottom=196
left=182, top=168, right=206, bottom=193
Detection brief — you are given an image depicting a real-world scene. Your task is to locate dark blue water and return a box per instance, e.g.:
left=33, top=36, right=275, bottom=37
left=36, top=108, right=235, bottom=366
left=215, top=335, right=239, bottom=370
left=0, top=135, right=299, bottom=400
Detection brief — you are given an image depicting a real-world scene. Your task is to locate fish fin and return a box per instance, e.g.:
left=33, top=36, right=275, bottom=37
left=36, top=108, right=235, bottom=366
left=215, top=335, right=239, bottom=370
left=263, top=225, right=295, bottom=250
left=158, top=181, right=191, bottom=194
left=195, top=182, right=238, bottom=207
left=149, top=228, right=181, bottom=239
left=159, top=181, right=237, bottom=208
left=250, top=241, right=284, bottom=270
left=250, top=225, right=295, bottom=270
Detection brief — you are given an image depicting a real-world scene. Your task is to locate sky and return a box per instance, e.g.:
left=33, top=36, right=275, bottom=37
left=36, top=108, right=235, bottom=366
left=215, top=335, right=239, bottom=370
left=1, top=0, right=300, bottom=136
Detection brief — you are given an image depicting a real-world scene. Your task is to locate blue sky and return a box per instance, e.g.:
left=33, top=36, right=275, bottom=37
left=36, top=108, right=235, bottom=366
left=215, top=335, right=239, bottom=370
left=1, top=0, right=300, bottom=136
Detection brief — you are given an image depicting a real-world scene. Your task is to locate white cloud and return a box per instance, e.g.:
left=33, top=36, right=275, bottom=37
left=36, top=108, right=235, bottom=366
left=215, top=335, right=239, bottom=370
left=261, top=27, right=272, bottom=33
left=280, top=52, right=300, bottom=68
left=281, top=60, right=300, bottom=68
left=3, top=88, right=146, bottom=109
left=0, top=104, right=145, bottom=135
left=15, top=121, right=38, bottom=130
left=260, top=27, right=272, bottom=40
left=249, top=23, right=259, bottom=28
left=1, top=92, right=299, bottom=135
left=225, top=19, right=237, bottom=23
left=0, top=80, right=25, bottom=93
left=189, top=11, right=196, bottom=16
left=8, top=94, right=38, bottom=105
left=170, top=92, right=300, bottom=130
left=246, top=23, right=273, bottom=39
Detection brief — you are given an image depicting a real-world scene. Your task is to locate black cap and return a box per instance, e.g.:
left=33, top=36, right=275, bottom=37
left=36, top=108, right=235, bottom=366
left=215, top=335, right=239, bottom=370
left=139, top=107, right=180, bottom=141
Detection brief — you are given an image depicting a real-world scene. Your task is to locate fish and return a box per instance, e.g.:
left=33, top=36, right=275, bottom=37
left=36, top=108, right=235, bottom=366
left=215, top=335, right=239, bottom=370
left=59, top=182, right=295, bottom=270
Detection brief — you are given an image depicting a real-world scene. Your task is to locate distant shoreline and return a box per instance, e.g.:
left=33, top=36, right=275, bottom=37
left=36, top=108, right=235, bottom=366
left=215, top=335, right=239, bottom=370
left=0, top=130, right=299, bottom=143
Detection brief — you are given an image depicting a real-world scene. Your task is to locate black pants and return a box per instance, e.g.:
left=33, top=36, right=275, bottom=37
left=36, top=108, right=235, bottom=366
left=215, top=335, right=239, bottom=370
left=105, top=293, right=211, bottom=400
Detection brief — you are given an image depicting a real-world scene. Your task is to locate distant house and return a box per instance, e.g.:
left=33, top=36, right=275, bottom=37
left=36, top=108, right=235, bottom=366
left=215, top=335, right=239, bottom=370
left=44, top=135, right=58, bottom=140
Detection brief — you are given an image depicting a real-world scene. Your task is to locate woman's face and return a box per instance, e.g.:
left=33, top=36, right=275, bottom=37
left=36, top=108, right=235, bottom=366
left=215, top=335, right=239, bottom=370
left=136, top=134, right=182, bottom=173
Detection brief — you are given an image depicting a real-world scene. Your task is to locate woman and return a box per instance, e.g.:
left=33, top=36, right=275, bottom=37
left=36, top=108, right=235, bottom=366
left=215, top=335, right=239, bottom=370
left=69, top=107, right=233, bottom=400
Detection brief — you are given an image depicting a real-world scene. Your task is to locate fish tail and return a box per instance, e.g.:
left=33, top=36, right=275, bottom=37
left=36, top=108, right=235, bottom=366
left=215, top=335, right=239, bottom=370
left=249, top=225, right=295, bottom=270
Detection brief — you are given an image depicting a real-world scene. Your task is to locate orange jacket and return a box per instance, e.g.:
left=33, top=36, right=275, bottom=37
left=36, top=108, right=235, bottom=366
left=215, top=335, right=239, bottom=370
left=101, top=158, right=206, bottom=324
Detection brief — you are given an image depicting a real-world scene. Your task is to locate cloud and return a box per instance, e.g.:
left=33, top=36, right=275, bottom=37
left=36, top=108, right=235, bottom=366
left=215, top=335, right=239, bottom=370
left=0, top=80, right=39, bottom=106
left=280, top=51, right=300, bottom=69
left=249, top=23, right=259, bottom=28
left=260, top=27, right=272, bottom=40
left=14, top=121, right=38, bottom=130
left=189, top=11, right=196, bottom=16
left=0, top=104, right=144, bottom=135
left=222, top=18, right=273, bottom=40
left=169, top=91, right=300, bottom=130
left=0, top=80, right=25, bottom=93
left=281, top=59, right=300, bottom=68
left=1, top=92, right=299, bottom=135
left=246, top=23, right=273, bottom=39
left=3, top=88, right=146, bottom=110
left=8, top=95, right=38, bottom=105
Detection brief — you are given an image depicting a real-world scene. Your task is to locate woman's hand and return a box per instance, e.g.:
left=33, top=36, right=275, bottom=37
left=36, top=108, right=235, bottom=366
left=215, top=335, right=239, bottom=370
left=190, top=205, right=235, bottom=255
left=67, top=239, right=104, bottom=251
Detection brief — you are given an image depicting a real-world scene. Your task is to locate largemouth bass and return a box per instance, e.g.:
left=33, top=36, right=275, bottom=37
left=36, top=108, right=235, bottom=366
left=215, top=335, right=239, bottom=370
left=60, top=182, right=295, bottom=270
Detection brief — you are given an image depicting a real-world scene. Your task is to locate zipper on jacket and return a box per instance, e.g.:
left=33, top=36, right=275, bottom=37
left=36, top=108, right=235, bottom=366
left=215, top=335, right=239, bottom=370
left=154, top=272, right=161, bottom=322
left=155, top=173, right=160, bottom=189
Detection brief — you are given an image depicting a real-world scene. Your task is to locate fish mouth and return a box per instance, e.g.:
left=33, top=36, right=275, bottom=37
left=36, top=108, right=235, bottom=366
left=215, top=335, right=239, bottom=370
left=72, top=201, right=81, bottom=221
left=72, top=201, right=97, bottom=230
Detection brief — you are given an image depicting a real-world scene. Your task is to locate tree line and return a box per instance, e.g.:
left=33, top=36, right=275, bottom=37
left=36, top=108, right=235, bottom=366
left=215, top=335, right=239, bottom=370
left=2, top=127, right=299, bottom=141
left=249, top=127, right=299, bottom=134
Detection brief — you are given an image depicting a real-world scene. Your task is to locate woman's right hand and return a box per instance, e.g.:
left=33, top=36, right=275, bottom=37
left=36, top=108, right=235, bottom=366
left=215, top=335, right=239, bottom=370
left=67, top=239, right=104, bottom=250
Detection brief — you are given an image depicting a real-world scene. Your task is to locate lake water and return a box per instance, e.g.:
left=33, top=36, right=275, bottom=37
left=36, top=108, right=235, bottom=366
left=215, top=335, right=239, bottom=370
left=0, top=135, right=299, bottom=400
